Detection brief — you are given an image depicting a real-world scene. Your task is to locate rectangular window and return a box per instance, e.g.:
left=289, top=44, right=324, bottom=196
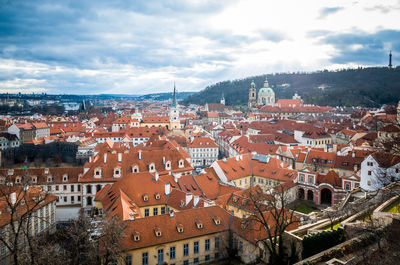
left=205, top=254, right=210, bottom=261
left=183, top=243, right=189, bottom=256
left=71, top=196, right=75, bottom=202
left=205, top=239, right=210, bottom=251
left=71, top=185, right=74, bottom=192
left=153, top=207, right=158, bottom=216
left=63, top=197, right=67, bottom=203
left=183, top=261, right=189, bottom=265
left=215, top=237, right=220, bottom=249
left=145, top=209, right=149, bottom=217
left=215, top=252, right=220, bottom=259
left=194, top=241, right=199, bottom=254
left=194, top=257, right=199, bottom=264
left=170, top=246, right=176, bottom=260
left=77, top=185, right=81, bottom=192
left=368, top=171, right=372, bottom=176
left=157, top=249, right=164, bottom=265
left=308, top=176, right=313, bottom=184
left=77, top=196, right=81, bottom=202
left=161, top=206, right=166, bottom=214
left=63, top=185, right=67, bottom=191
left=56, top=185, right=59, bottom=191
left=142, top=252, right=148, bottom=265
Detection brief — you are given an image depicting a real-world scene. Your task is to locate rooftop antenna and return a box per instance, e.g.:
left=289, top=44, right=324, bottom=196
left=389, top=50, right=393, bottom=69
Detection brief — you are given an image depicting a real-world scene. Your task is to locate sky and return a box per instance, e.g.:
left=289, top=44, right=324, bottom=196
left=0, top=0, right=399, bottom=95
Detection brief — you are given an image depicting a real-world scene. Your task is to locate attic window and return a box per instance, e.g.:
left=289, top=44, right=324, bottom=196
left=142, top=194, right=149, bottom=202
left=132, top=165, right=139, bottom=173
left=176, top=223, right=184, bottom=233
left=132, top=231, right=140, bottom=241
left=213, top=216, right=221, bottom=225
left=342, top=162, right=349, bottom=166
left=31, top=176, right=37, bottom=183
left=178, top=159, right=184, bottom=168
left=44, top=168, right=49, bottom=174
left=180, top=200, right=185, bottom=207
left=15, top=176, right=21, bottom=184
left=195, top=219, right=203, bottom=229
left=165, top=161, right=171, bottom=170
left=7, top=169, right=14, bottom=176
left=154, top=193, right=161, bottom=200
left=63, top=175, right=68, bottom=182
left=154, top=227, right=162, bottom=237
left=232, top=196, right=239, bottom=203
left=47, top=176, right=53, bottom=183
left=149, top=163, right=155, bottom=172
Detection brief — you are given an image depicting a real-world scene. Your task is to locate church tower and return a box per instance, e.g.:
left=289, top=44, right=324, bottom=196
left=248, top=80, right=257, bottom=109
left=220, top=93, right=225, bottom=105
left=169, top=83, right=180, bottom=130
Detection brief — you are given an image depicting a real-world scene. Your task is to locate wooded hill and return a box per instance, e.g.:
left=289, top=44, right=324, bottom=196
left=182, top=67, right=400, bottom=107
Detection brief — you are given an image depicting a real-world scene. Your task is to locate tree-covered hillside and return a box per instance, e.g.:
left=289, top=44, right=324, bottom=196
left=182, top=67, right=400, bottom=107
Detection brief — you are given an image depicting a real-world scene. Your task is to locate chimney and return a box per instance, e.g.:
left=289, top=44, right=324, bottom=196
left=235, top=156, right=239, bottom=162
left=352, top=152, right=355, bottom=158
left=162, top=156, right=166, bottom=165
left=185, top=193, right=193, bottom=205
left=193, top=195, right=200, bottom=207
left=155, top=171, right=159, bottom=182
left=138, top=150, right=142, bottom=160
left=129, top=213, right=135, bottom=221
left=118, top=153, right=122, bottom=162
left=165, top=183, right=171, bottom=195
left=104, top=153, right=107, bottom=164
left=10, top=192, right=16, bottom=205
left=89, top=156, right=92, bottom=163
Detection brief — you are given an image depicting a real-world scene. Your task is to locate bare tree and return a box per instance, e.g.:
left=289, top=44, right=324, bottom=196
left=99, top=215, right=127, bottom=265
left=242, top=185, right=299, bottom=265
left=0, top=171, right=55, bottom=265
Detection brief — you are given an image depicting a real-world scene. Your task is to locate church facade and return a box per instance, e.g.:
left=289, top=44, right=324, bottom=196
left=248, top=78, right=275, bottom=108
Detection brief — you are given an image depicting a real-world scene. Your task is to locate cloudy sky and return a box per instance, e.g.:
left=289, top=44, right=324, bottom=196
left=1, top=0, right=399, bottom=95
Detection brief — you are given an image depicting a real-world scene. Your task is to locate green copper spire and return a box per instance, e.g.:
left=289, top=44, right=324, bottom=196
left=172, top=82, right=177, bottom=108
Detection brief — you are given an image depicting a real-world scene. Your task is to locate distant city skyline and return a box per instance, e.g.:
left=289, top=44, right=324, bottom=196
left=0, top=0, right=399, bottom=95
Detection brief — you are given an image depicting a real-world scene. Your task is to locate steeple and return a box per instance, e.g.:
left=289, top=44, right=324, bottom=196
left=220, top=93, right=225, bottom=105
left=172, top=82, right=177, bottom=108
left=389, top=50, right=393, bottom=69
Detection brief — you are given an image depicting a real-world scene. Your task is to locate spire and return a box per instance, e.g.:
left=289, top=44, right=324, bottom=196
left=172, top=82, right=177, bottom=108
left=389, top=50, right=393, bottom=69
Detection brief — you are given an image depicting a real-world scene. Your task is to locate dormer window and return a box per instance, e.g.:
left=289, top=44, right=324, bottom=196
left=154, top=193, right=160, bottom=200
left=15, top=176, right=21, bottom=184
left=154, top=227, right=162, bottom=237
left=114, top=167, right=121, bottom=178
left=63, top=174, right=68, bottom=182
left=213, top=216, right=221, bottom=225
left=32, top=176, right=37, bottom=184
left=180, top=200, right=185, bottom=207
left=47, top=176, right=53, bottom=183
left=176, top=223, right=184, bottom=233
left=94, top=168, right=102, bottom=178
left=132, top=231, right=140, bottom=241
left=142, top=194, right=148, bottom=202
left=132, top=165, right=139, bottom=173
left=232, top=196, right=239, bottom=203
left=195, top=219, right=203, bottom=229
left=178, top=159, right=184, bottom=168
left=149, top=163, right=156, bottom=173
left=44, top=168, right=49, bottom=175
left=165, top=161, right=171, bottom=170
left=7, top=169, right=14, bottom=176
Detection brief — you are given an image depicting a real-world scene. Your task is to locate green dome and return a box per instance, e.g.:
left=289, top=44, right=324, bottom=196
left=251, top=80, right=256, bottom=88
left=259, top=87, right=274, bottom=94
left=259, top=77, right=274, bottom=94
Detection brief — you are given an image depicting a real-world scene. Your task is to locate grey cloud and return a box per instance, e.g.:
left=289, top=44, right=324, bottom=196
left=318, top=7, right=344, bottom=18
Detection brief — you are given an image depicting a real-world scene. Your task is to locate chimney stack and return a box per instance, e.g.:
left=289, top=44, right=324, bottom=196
left=10, top=192, right=16, bottom=205
left=165, top=183, right=171, bottom=195
left=118, top=153, right=122, bottom=162
left=104, top=153, right=107, bottom=164
left=138, top=150, right=142, bottom=160
left=155, top=171, right=159, bottom=182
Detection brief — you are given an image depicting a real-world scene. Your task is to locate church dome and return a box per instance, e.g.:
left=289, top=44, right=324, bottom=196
left=258, top=78, right=274, bottom=94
